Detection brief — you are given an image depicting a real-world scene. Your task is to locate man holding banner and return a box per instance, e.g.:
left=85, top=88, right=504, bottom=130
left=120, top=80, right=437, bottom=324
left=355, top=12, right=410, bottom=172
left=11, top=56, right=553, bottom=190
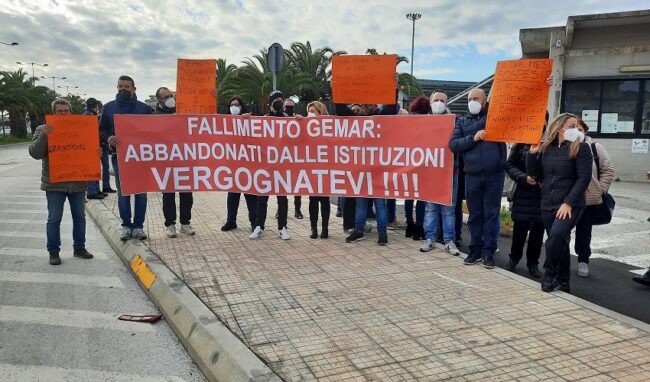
left=29, top=100, right=95, bottom=265
left=449, top=88, right=506, bottom=268
left=101, top=75, right=152, bottom=241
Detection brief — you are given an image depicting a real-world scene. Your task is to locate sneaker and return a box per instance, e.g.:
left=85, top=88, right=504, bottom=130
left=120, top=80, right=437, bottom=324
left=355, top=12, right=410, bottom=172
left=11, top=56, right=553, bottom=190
left=378, top=231, right=388, bottom=246
left=87, top=194, right=105, bottom=200
left=250, top=226, right=264, bottom=240
left=464, top=253, right=482, bottom=265
left=483, top=256, right=495, bottom=269
left=132, top=228, right=147, bottom=240
left=221, top=221, right=237, bottom=231
left=577, top=262, right=589, bottom=277
left=559, top=282, right=571, bottom=293
left=528, top=265, right=541, bottom=278
left=420, top=238, right=435, bottom=252
left=335, top=210, right=342, bottom=218
left=180, top=224, right=195, bottom=235
left=445, top=241, right=460, bottom=256
left=295, top=210, right=303, bottom=219
left=345, top=230, right=365, bottom=242
left=506, top=259, right=518, bottom=272
left=165, top=225, right=177, bottom=238
left=49, top=253, right=61, bottom=265
left=494, top=248, right=500, bottom=254
left=320, top=228, right=329, bottom=239
left=310, top=227, right=318, bottom=239
left=120, top=227, right=132, bottom=241
left=541, top=277, right=560, bottom=292
left=632, top=270, right=650, bottom=286
left=102, top=188, right=117, bottom=193
left=73, top=248, right=94, bottom=259
left=279, top=227, right=290, bottom=240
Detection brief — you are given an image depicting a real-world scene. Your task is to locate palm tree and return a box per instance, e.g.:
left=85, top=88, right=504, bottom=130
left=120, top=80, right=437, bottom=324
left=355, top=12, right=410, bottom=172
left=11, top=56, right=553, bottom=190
left=216, top=58, right=238, bottom=111
left=27, top=84, right=57, bottom=133
left=285, top=41, right=346, bottom=102
left=0, top=70, right=32, bottom=137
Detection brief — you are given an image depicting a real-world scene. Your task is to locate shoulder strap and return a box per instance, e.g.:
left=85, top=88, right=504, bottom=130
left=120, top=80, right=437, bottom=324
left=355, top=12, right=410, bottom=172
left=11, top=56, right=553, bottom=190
left=591, top=142, right=601, bottom=180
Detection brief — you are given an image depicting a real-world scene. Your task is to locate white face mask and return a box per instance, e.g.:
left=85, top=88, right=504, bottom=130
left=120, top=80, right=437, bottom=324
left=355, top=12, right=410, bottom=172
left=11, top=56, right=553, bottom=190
left=431, top=101, right=446, bottom=115
left=563, top=128, right=584, bottom=143
left=229, top=105, right=241, bottom=115
left=307, top=112, right=317, bottom=117
left=163, top=97, right=175, bottom=108
left=468, top=100, right=482, bottom=115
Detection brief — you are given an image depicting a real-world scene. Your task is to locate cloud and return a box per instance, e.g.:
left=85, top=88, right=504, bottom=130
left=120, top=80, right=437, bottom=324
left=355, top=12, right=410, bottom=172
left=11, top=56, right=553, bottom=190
left=1, top=0, right=647, bottom=102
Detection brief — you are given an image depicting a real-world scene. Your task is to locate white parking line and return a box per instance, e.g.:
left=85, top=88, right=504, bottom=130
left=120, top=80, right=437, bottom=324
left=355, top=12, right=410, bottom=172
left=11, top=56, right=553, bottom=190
left=0, top=363, right=186, bottom=382
left=0, top=271, right=123, bottom=288
left=0, top=305, right=154, bottom=333
left=0, top=247, right=108, bottom=260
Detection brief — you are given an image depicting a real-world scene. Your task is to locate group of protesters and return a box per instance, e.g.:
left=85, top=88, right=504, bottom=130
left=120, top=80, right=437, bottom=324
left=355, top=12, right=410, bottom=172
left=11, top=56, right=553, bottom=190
left=31, top=72, right=650, bottom=292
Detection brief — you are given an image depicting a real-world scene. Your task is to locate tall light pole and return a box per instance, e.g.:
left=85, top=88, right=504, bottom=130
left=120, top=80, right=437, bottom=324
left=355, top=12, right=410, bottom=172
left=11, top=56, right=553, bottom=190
left=57, top=85, right=78, bottom=95
left=41, top=75, right=66, bottom=90
left=1, top=42, right=19, bottom=46
left=406, top=13, right=422, bottom=77
left=16, top=61, right=48, bottom=85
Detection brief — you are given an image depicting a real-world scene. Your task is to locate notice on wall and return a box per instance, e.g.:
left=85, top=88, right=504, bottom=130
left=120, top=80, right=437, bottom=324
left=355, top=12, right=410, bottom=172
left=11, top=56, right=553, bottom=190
left=616, top=121, right=635, bottom=133
left=113, top=114, right=456, bottom=205
left=632, top=139, right=649, bottom=154
left=581, top=110, right=598, bottom=122
left=601, top=113, right=619, bottom=133
left=331, top=55, right=397, bottom=105
left=484, top=58, right=553, bottom=144
left=45, top=115, right=101, bottom=183
left=176, top=59, right=217, bottom=114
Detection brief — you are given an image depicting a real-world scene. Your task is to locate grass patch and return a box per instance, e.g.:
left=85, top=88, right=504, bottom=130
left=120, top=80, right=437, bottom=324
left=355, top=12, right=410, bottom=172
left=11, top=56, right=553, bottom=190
left=0, top=135, right=32, bottom=145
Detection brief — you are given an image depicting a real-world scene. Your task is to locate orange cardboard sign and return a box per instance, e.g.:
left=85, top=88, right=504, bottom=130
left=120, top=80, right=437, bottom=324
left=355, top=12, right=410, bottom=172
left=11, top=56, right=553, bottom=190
left=332, top=55, right=397, bottom=104
left=114, top=114, right=455, bottom=205
left=485, top=59, right=553, bottom=144
left=45, top=115, right=100, bottom=183
left=176, top=59, right=217, bottom=114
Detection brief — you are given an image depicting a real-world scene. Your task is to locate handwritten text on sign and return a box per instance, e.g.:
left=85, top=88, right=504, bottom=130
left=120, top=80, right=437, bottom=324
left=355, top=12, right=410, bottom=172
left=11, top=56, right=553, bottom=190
left=485, top=59, right=552, bottom=144
left=176, top=59, right=217, bottom=114
left=46, top=115, right=101, bottom=183
left=114, top=114, right=455, bottom=204
left=331, top=55, right=397, bottom=105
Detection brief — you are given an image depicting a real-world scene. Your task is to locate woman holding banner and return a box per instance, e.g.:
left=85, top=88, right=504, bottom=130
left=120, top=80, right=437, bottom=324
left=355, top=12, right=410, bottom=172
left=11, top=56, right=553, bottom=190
left=527, top=113, right=592, bottom=293
left=221, top=96, right=258, bottom=233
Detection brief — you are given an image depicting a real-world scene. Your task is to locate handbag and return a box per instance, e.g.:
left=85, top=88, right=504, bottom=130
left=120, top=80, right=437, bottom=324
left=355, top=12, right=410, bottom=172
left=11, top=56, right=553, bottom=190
left=589, top=142, right=615, bottom=225
left=503, top=175, right=517, bottom=201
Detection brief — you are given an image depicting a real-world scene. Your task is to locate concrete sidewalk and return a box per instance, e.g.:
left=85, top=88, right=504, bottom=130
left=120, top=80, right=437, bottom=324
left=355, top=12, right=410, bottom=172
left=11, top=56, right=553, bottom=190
left=95, top=192, right=650, bottom=381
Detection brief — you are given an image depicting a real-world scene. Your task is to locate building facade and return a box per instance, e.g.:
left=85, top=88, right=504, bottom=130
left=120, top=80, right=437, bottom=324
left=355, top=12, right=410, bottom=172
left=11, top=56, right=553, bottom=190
left=520, top=10, right=650, bottom=181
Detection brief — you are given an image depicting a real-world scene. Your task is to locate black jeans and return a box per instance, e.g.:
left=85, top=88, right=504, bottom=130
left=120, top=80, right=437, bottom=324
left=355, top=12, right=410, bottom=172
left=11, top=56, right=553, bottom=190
left=455, top=180, right=465, bottom=241
left=101, top=143, right=111, bottom=189
left=341, top=197, right=356, bottom=231
left=162, top=192, right=193, bottom=226
left=510, top=219, right=545, bottom=266
left=255, top=196, right=288, bottom=230
left=309, top=196, right=330, bottom=229
left=542, top=207, right=583, bottom=283
left=574, top=206, right=597, bottom=264
left=294, top=196, right=302, bottom=211
left=226, top=192, right=257, bottom=226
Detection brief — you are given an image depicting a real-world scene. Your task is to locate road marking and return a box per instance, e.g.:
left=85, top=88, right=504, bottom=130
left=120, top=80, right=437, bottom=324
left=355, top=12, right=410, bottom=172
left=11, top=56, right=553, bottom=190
left=0, top=209, right=46, bottom=214
left=8, top=195, right=44, bottom=199
left=0, top=305, right=155, bottom=333
left=0, top=201, right=46, bottom=205
left=0, top=363, right=186, bottom=382
left=2, top=219, right=71, bottom=225
left=0, top=231, right=43, bottom=239
left=0, top=271, right=123, bottom=288
left=570, top=230, right=650, bottom=251
left=0, top=247, right=108, bottom=260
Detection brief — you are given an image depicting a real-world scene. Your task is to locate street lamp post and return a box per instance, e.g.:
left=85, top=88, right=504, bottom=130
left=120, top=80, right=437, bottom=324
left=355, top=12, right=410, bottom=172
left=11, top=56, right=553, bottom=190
left=406, top=13, right=422, bottom=77
left=1, top=42, right=19, bottom=46
left=57, top=85, right=78, bottom=95
left=41, top=76, right=66, bottom=90
left=16, top=61, right=48, bottom=85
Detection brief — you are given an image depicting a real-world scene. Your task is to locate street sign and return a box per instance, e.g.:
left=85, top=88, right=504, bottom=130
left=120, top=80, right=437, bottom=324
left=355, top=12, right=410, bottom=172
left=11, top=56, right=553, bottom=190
left=268, top=43, right=284, bottom=73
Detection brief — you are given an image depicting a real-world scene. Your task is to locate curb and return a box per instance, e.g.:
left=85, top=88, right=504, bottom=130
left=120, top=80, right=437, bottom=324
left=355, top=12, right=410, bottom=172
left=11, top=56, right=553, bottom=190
left=85, top=200, right=282, bottom=382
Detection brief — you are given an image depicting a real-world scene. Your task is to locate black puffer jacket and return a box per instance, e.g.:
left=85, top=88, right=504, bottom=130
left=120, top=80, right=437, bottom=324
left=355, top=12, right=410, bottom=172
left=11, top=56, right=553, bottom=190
left=526, top=140, right=593, bottom=211
left=506, top=144, right=542, bottom=223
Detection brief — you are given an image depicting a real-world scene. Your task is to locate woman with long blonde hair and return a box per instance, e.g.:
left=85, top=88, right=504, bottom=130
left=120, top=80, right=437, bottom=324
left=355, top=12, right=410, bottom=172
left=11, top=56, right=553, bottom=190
left=527, top=113, right=592, bottom=293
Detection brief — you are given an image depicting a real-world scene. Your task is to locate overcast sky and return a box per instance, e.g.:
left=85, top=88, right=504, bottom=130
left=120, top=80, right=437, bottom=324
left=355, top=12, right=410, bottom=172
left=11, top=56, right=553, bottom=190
left=1, top=0, right=648, bottom=104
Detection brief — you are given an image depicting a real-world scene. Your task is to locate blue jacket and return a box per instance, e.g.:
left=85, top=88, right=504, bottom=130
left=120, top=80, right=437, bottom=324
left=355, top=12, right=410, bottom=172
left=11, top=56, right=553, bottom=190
left=448, top=107, right=506, bottom=175
left=99, top=95, right=151, bottom=146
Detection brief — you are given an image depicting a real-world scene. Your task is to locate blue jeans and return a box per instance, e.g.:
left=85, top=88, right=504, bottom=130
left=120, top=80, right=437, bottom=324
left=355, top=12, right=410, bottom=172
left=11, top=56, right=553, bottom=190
left=465, top=172, right=504, bottom=259
left=355, top=198, right=387, bottom=232
left=112, top=154, right=147, bottom=228
left=405, top=200, right=426, bottom=225
left=87, top=180, right=100, bottom=196
left=46, top=191, right=86, bottom=254
left=386, top=199, right=396, bottom=223
left=424, top=175, right=458, bottom=243
left=101, top=143, right=111, bottom=189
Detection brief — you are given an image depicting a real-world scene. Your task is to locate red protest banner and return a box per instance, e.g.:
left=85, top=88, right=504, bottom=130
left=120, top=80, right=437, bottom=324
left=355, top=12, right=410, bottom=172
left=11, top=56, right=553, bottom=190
left=485, top=58, right=553, bottom=144
left=176, top=59, right=217, bottom=114
left=332, top=55, right=397, bottom=105
left=114, top=114, right=455, bottom=204
left=46, top=115, right=101, bottom=183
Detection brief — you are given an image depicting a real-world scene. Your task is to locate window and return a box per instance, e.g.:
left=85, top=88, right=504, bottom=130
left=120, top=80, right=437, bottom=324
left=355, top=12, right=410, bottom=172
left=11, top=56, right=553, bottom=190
left=562, top=79, right=650, bottom=136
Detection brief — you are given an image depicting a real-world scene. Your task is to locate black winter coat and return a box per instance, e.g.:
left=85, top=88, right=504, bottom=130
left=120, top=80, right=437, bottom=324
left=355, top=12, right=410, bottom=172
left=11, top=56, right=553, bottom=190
left=526, top=140, right=593, bottom=211
left=448, top=107, right=506, bottom=175
left=506, top=144, right=542, bottom=223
